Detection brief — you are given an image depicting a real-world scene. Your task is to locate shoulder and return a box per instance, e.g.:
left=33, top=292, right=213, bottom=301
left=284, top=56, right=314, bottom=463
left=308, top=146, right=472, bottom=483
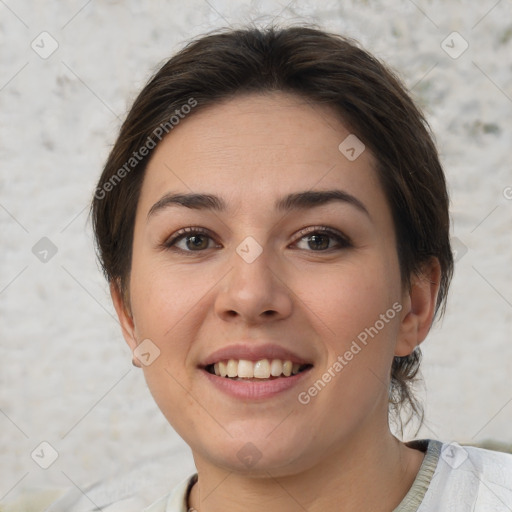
left=441, top=441, right=512, bottom=483
left=421, top=440, right=512, bottom=511
left=462, top=443, right=512, bottom=487
left=143, top=474, right=197, bottom=512
left=142, top=494, right=169, bottom=512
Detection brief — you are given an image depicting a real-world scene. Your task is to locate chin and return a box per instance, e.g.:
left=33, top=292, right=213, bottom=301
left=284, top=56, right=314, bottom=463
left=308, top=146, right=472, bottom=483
left=193, top=430, right=321, bottom=477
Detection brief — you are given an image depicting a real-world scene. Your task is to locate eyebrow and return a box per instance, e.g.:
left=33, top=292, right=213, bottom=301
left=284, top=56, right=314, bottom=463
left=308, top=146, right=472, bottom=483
left=147, top=189, right=370, bottom=219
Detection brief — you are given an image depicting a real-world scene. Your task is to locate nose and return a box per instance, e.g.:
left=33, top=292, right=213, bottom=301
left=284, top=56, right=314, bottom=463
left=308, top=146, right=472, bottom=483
left=214, top=241, right=293, bottom=325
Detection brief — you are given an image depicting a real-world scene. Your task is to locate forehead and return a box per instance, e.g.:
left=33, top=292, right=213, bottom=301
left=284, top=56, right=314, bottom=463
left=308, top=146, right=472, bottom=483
left=139, top=92, right=383, bottom=216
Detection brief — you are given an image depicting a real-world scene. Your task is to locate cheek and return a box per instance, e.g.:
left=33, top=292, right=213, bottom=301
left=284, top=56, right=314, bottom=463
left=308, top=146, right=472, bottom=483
left=127, top=260, right=209, bottom=379
left=298, top=257, right=401, bottom=340
left=300, top=264, right=402, bottom=410
left=130, top=256, right=208, bottom=334
left=127, top=262, right=208, bottom=421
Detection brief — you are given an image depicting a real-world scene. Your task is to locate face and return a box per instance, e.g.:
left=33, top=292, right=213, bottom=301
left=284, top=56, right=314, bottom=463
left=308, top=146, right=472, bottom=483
left=114, top=92, right=427, bottom=476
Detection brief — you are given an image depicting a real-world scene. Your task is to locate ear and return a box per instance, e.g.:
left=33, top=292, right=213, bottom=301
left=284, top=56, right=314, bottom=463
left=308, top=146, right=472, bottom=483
left=110, top=281, right=141, bottom=366
left=395, top=257, right=442, bottom=357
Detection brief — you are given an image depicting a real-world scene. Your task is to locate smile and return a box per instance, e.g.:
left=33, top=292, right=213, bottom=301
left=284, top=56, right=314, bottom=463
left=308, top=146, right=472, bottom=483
left=200, top=342, right=314, bottom=399
left=206, top=359, right=312, bottom=379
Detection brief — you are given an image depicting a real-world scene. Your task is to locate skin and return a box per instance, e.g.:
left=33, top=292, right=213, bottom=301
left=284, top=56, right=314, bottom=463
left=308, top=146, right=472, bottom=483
left=112, top=92, right=441, bottom=512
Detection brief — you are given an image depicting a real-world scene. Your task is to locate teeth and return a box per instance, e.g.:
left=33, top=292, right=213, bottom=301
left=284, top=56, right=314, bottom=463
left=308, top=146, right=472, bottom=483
left=238, top=360, right=253, bottom=378
left=209, top=358, right=307, bottom=379
left=253, top=359, right=270, bottom=378
left=227, top=359, right=238, bottom=378
left=270, top=359, right=283, bottom=376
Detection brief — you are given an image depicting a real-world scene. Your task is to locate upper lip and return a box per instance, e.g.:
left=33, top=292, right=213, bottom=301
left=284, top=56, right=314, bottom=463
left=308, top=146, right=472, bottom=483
left=201, top=343, right=313, bottom=367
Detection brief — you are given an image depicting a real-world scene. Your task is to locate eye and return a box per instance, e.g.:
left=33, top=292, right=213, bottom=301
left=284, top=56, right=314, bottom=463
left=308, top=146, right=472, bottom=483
left=161, top=225, right=351, bottom=254
left=162, top=227, right=220, bottom=254
left=292, top=226, right=351, bottom=251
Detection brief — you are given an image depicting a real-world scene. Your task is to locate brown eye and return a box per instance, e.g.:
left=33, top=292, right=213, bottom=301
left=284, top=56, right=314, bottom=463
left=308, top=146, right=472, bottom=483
left=163, top=227, right=219, bottom=254
left=293, top=227, right=351, bottom=252
left=181, top=234, right=210, bottom=250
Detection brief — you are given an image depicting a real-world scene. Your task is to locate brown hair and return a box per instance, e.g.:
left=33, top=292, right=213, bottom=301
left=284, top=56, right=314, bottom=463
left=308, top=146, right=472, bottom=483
left=91, top=25, right=453, bottom=431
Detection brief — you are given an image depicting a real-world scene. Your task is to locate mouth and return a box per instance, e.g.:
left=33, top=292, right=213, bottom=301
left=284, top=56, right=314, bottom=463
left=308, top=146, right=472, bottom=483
left=199, top=343, right=314, bottom=399
left=204, top=359, right=313, bottom=380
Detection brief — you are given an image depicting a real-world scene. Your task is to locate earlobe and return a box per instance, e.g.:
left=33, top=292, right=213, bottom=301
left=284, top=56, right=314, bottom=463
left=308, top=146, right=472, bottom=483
left=110, top=281, right=140, bottom=361
left=395, top=258, right=442, bottom=357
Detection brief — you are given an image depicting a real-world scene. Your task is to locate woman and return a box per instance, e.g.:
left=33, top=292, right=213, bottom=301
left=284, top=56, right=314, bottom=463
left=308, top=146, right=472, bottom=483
left=91, top=25, right=512, bottom=511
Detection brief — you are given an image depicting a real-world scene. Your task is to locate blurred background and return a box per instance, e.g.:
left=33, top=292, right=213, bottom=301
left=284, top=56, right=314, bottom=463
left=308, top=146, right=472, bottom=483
left=1, top=0, right=511, bottom=510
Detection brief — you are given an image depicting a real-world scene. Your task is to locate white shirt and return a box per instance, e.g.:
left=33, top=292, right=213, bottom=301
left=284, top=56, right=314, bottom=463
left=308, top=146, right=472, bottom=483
left=143, top=439, right=512, bottom=511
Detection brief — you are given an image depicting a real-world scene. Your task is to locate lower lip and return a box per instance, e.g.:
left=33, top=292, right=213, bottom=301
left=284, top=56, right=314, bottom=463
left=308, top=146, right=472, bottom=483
left=200, top=368, right=312, bottom=400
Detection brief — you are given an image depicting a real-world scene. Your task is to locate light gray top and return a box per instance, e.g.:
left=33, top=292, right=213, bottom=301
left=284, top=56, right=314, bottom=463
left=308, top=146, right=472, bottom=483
left=144, top=439, right=512, bottom=511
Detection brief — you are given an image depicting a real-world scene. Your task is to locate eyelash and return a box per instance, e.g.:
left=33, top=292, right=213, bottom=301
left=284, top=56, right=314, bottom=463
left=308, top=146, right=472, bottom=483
left=161, top=226, right=352, bottom=255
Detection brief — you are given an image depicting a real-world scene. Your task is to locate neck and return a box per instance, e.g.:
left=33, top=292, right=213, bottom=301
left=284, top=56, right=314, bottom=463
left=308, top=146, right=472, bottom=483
left=188, top=428, right=425, bottom=512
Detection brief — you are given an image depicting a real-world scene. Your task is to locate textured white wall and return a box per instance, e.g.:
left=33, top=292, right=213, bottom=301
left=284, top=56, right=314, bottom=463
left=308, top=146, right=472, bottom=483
left=1, top=0, right=511, bottom=509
